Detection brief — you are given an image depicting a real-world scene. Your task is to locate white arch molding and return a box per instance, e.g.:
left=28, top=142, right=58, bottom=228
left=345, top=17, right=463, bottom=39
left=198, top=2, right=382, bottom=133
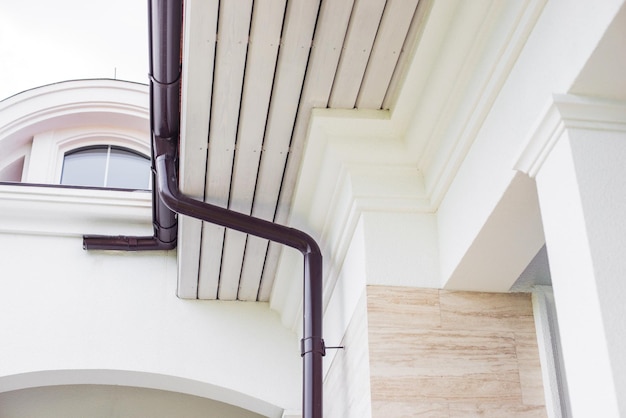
left=0, top=369, right=281, bottom=417
left=0, top=79, right=150, bottom=183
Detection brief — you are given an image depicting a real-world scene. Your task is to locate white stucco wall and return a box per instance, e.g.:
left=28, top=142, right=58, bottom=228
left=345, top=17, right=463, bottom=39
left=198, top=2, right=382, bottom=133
left=0, top=79, right=304, bottom=417
left=0, top=198, right=301, bottom=418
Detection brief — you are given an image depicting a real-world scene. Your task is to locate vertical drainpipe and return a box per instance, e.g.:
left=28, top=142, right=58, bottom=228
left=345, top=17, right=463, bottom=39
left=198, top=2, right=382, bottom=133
left=84, top=0, right=325, bottom=416
left=154, top=141, right=325, bottom=418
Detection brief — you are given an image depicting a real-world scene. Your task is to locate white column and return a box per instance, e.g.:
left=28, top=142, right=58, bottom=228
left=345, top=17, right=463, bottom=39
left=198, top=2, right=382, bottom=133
left=516, top=95, right=626, bottom=417
left=532, top=286, right=569, bottom=418
left=24, top=132, right=58, bottom=183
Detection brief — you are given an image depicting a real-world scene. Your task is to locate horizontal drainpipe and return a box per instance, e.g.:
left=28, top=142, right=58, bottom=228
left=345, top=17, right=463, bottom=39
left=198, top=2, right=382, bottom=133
left=84, top=1, right=325, bottom=417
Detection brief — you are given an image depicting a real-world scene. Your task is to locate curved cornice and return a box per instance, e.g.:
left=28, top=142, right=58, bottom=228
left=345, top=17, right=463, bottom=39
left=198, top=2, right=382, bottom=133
left=0, top=79, right=149, bottom=155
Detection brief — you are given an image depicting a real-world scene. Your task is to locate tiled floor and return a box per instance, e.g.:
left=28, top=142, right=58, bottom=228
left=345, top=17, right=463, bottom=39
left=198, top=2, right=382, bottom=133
left=367, top=286, right=547, bottom=417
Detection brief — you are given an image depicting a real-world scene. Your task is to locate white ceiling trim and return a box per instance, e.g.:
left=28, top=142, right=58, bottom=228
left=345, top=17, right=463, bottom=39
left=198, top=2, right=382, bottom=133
left=177, top=0, right=427, bottom=304
left=240, top=0, right=323, bottom=303
left=359, top=0, right=423, bottom=110
left=219, top=0, right=287, bottom=301
left=328, top=0, right=387, bottom=109
left=177, top=0, right=218, bottom=299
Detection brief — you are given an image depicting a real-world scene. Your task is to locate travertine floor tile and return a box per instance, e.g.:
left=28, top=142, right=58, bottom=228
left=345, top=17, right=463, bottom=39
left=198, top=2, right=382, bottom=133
left=363, top=286, right=546, bottom=417
left=368, top=329, right=518, bottom=375
left=515, top=332, right=546, bottom=406
left=367, top=285, right=441, bottom=329
left=372, top=400, right=449, bottom=418
left=370, top=373, right=522, bottom=403
left=439, top=291, right=534, bottom=332
left=449, top=402, right=547, bottom=417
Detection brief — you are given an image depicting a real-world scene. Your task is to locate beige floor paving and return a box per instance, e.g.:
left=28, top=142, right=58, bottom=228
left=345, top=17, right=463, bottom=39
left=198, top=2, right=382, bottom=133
left=367, top=286, right=546, bottom=417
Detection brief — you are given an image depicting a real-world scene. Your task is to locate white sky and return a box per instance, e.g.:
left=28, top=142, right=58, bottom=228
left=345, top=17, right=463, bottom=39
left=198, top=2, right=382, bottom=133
left=0, top=0, right=148, bottom=100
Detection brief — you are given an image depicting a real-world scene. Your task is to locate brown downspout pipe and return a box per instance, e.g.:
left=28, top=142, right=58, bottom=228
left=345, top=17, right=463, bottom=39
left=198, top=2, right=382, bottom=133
left=84, top=1, right=325, bottom=417
left=83, top=0, right=178, bottom=252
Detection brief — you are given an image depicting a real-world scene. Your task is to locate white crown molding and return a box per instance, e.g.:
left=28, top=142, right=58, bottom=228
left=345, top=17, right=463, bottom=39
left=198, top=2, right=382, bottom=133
left=271, top=0, right=549, bottom=328
left=514, top=94, right=626, bottom=178
left=411, top=0, right=548, bottom=208
left=274, top=110, right=430, bottom=330
left=0, top=184, right=152, bottom=238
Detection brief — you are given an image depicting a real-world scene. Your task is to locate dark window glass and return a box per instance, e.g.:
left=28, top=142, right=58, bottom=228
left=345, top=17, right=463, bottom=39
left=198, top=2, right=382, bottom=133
left=61, top=146, right=151, bottom=190
left=107, top=148, right=151, bottom=189
left=61, top=147, right=107, bottom=187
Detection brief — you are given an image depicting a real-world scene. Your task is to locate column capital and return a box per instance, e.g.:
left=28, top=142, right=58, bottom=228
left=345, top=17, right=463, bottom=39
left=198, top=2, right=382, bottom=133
left=514, top=94, right=626, bottom=177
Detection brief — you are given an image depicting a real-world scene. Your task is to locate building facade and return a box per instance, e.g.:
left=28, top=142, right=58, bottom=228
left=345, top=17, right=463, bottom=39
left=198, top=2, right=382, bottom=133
left=1, top=0, right=625, bottom=416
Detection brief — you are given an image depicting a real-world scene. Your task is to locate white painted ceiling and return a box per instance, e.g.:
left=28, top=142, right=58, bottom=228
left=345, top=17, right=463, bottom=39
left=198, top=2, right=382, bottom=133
left=177, top=0, right=424, bottom=301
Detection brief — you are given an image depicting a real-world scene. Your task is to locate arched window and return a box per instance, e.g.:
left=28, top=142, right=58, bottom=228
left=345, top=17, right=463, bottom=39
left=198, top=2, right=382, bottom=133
left=60, top=145, right=151, bottom=190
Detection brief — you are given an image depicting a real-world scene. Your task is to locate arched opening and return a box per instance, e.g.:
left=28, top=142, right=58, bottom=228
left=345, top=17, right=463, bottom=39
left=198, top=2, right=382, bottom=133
left=0, top=370, right=283, bottom=418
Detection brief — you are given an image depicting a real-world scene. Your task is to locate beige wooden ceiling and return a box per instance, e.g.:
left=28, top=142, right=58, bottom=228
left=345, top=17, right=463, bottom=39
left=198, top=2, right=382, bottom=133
left=178, top=0, right=423, bottom=301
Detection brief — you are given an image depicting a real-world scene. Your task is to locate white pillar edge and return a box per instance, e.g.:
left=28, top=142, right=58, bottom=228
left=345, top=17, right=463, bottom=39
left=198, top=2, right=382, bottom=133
left=532, top=286, right=568, bottom=418
left=514, top=94, right=626, bottom=178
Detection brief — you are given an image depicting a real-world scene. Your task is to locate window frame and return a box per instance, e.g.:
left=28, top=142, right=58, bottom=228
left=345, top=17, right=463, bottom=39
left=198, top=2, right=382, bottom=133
left=61, top=144, right=152, bottom=190
left=54, top=130, right=150, bottom=185
left=19, top=127, right=151, bottom=186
